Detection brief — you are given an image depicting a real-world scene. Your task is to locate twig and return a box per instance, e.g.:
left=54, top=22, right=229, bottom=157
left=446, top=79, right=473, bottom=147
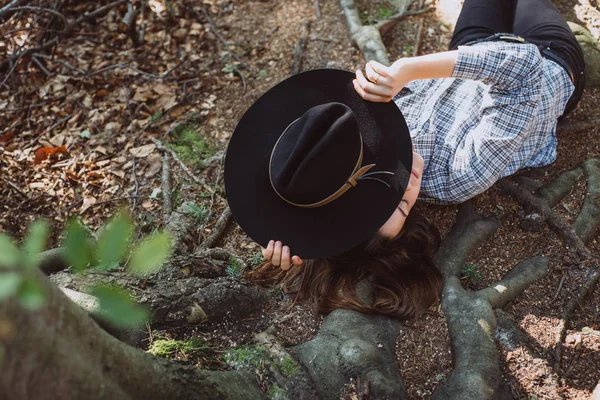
left=32, top=56, right=52, bottom=76
left=131, top=156, right=139, bottom=210
left=375, top=6, right=434, bottom=35
left=27, top=113, right=72, bottom=148
left=314, top=0, right=321, bottom=19
left=554, top=268, right=600, bottom=367
left=196, top=247, right=245, bottom=267
left=161, top=151, right=172, bottom=225
left=553, top=272, right=567, bottom=301
left=1, top=177, right=29, bottom=199
left=412, top=18, right=424, bottom=57
left=9, top=6, right=68, bottom=25
left=73, top=0, right=127, bottom=26
left=121, top=2, right=140, bottom=47
left=200, top=7, right=252, bottom=71
left=199, top=207, right=233, bottom=250
left=291, top=20, right=311, bottom=76
left=232, top=66, right=246, bottom=94
left=150, top=138, right=216, bottom=195
left=34, top=53, right=86, bottom=74
left=498, top=179, right=591, bottom=259
left=0, top=0, right=25, bottom=19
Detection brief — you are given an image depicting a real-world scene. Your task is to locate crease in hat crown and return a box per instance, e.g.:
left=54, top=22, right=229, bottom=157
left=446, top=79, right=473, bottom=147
left=268, top=102, right=393, bottom=208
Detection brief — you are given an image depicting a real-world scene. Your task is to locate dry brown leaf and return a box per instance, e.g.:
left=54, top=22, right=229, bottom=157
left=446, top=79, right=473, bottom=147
left=129, top=144, right=156, bottom=158
left=34, top=146, right=69, bottom=165
left=29, top=182, right=45, bottom=189
left=96, top=89, right=109, bottom=98
left=145, top=153, right=162, bottom=177
left=80, top=196, right=97, bottom=214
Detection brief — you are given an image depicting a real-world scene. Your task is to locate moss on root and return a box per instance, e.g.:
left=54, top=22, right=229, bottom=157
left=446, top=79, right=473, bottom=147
left=223, top=346, right=269, bottom=370
left=147, top=338, right=207, bottom=358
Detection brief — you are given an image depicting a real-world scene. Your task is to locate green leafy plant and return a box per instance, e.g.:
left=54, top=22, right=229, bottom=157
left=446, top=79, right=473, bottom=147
left=225, top=258, right=244, bottom=278
left=223, top=346, right=269, bottom=369
left=278, top=356, right=299, bottom=378
left=460, top=263, right=481, bottom=282
left=0, top=212, right=172, bottom=329
left=250, top=251, right=263, bottom=266
left=184, top=203, right=209, bottom=224
left=150, top=111, right=162, bottom=122
left=167, top=124, right=216, bottom=170
left=268, top=384, right=288, bottom=400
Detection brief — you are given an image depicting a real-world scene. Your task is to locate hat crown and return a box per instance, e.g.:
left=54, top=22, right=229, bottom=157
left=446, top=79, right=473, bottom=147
left=270, top=102, right=362, bottom=205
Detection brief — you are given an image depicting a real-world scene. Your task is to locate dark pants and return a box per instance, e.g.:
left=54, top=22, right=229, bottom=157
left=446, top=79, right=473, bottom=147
left=448, top=0, right=585, bottom=117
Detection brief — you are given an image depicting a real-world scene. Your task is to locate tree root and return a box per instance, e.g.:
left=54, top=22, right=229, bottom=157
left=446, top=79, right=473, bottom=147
left=433, top=203, right=548, bottom=399
left=51, top=272, right=268, bottom=326
left=0, top=270, right=265, bottom=400
left=339, top=0, right=391, bottom=64
left=291, top=280, right=407, bottom=399
left=199, top=206, right=233, bottom=250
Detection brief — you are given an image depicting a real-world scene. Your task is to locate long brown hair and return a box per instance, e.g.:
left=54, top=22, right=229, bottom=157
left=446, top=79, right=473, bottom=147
left=246, top=211, right=443, bottom=320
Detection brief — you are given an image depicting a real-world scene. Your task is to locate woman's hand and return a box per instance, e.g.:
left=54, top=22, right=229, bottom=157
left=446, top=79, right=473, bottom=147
left=353, top=59, right=411, bottom=103
left=261, top=240, right=304, bottom=271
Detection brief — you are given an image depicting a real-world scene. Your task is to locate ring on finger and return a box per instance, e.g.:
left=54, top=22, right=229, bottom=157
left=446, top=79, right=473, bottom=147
left=373, top=72, right=380, bottom=84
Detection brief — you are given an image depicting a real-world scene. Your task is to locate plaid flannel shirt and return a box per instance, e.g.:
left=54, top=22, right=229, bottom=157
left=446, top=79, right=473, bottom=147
left=394, top=41, right=574, bottom=204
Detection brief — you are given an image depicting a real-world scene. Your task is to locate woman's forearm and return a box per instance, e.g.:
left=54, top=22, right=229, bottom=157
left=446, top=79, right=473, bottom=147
left=393, top=50, right=459, bottom=82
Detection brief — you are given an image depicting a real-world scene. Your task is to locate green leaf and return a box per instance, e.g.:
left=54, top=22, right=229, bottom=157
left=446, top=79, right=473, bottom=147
left=0, top=272, right=22, bottom=302
left=92, top=286, right=148, bottom=327
left=18, top=277, right=45, bottom=310
left=128, top=232, right=171, bottom=276
left=96, top=213, right=133, bottom=270
left=63, top=220, right=91, bottom=272
left=79, top=129, right=91, bottom=139
left=23, top=221, right=49, bottom=270
left=0, top=234, right=20, bottom=268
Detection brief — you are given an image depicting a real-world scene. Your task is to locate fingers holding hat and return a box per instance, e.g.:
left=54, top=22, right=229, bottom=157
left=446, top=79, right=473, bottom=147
left=261, top=240, right=303, bottom=270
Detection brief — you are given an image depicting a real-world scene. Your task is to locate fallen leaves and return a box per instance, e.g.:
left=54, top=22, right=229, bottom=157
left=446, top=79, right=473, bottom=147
left=129, top=143, right=156, bottom=158
left=33, top=146, right=69, bottom=165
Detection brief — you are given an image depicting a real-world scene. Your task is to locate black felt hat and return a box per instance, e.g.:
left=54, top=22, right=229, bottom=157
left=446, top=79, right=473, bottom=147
left=224, top=69, right=412, bottom=259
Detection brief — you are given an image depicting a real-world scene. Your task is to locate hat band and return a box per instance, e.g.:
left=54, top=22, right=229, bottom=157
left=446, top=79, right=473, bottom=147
left=269, top=118, right=375, bottom=209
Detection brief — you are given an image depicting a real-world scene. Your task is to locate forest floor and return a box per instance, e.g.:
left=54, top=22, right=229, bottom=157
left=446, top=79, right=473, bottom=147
left=1, top=0, right=600, bottom=398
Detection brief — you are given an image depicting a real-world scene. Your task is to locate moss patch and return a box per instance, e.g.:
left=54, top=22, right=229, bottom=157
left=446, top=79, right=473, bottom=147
left=168, top=122, right=216, bottom=170
left=278, top=356, right=299, bottom=378
left=268, top=384, right=288, bottom=400
left=223, top=346, right=269, bottom=370
left=147, top=338, right=207, bottom=358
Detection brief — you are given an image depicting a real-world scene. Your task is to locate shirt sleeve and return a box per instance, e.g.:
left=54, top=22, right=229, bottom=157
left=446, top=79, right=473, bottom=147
left=452, top=42, right=543, bottom=93
left=425, top=43, right=544, bottom=203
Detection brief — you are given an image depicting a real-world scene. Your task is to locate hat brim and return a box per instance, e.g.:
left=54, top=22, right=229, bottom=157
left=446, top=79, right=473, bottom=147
left=225, top=69, right=412, bottom=259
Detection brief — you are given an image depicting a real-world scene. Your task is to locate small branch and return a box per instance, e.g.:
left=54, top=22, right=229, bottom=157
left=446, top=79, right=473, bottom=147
left=32, top=56, right=52, bottom=76
left=161, top=151, right=172, bottom=225
left=314, top=0, right=321, bottom=19
left=412, top=17, right=424, bottom=57
left=375, top=6, right=433, bottom=36
left=33, top=53, right=86, bottom=74
left=150, top=138, right=216, bottom=195
left=121, top=2, right=141, bottom=47
left=196, top=247, right=245, bottom=267
left=0, top=0, right=26, bottom=19
left=553, top=272, right=567, bottom=301
left=199, top=207, right=233, bottom=250
left=200, top=7, right=252, bottom=71
left=498, top=179, right=591, bottom=259
left=73, top=0, right=127, bottom=26
left=2, top=177, right=29, bottom=199
left=291, top=20, right=311, bottom=76
left=554, top=268, right=600, bottom=366
left=9, top=6, right=68, bottom=25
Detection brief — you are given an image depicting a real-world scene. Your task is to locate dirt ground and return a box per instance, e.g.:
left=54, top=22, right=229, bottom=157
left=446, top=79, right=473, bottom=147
left=1, top=0, right=600, bottom=398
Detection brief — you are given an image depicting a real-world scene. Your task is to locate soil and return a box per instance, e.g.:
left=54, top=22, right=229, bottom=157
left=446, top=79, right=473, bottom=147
left=1, top=0, right=600, bottom=398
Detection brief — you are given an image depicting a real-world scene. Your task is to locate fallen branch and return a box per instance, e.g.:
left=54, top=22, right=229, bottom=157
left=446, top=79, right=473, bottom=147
left=375, top=6, right=433, bottom=36
left=121, top=2, right=141, bottom=47
left=161, top=151, right=172, bottom=225
left=0, top=0, right=26, bottom=20
left=200, top=7, right=251, bottom=71
left=314, top=0, right=321, bottom=19
left=339, top=0, right=390, bottom=64
left=291, top=20, right=311, bottom=76
left=151, top=137, right=216, bottom=195
left=199, top=207, right=233, bottom=250
left=554, top=268, right=600, bottom=367
left=498, top=179, right=590, bottom=259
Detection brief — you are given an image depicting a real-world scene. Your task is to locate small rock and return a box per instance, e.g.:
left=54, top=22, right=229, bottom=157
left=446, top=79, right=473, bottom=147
left=563, top=255, right=572, bottom=265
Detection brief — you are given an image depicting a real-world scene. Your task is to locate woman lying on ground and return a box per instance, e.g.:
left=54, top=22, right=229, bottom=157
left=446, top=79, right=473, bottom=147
left=224, top=0, right=585, bottom=320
